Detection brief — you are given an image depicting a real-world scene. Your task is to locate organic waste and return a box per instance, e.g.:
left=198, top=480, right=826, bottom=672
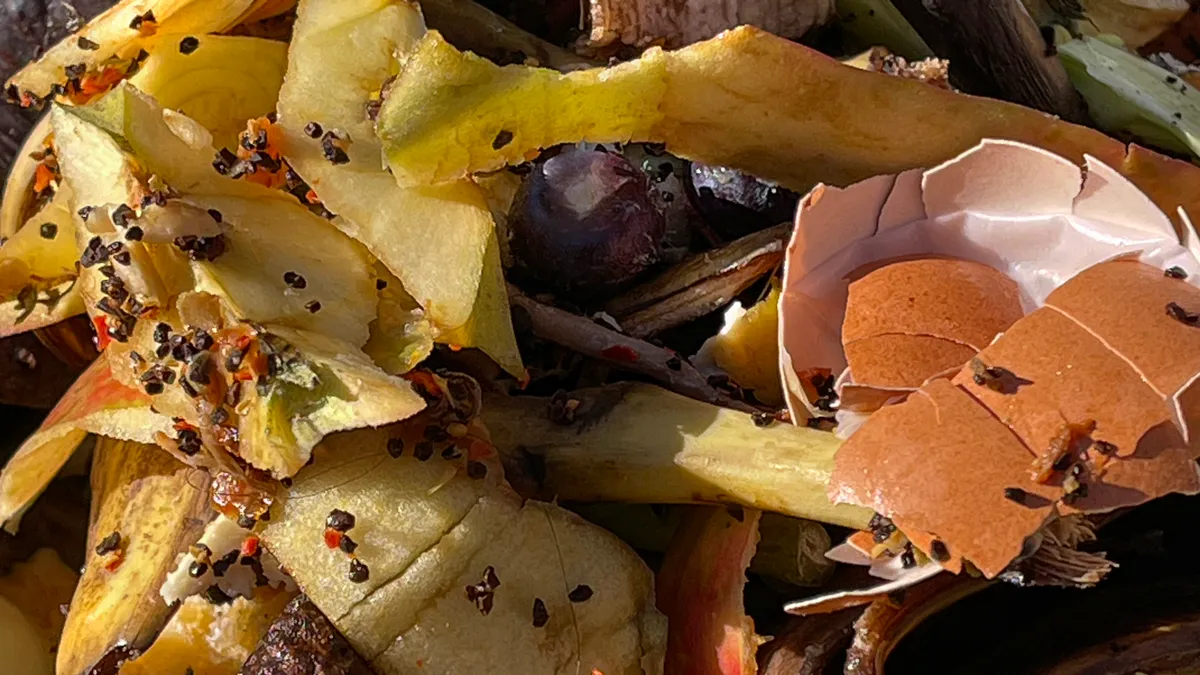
left=2, top=0, right=1200, bottom=674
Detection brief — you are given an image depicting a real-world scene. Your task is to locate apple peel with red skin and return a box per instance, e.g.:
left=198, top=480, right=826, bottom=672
left=0, top=353, right=173, bottom=530
left=657, top=506, right=763, bottom=675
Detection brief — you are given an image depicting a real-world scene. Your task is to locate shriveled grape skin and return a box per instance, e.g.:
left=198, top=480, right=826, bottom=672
left=508, top=148, right=665, bottom=298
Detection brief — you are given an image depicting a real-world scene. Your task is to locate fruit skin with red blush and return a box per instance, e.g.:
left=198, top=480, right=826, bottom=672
left=508, top=148, right=665, bottom=298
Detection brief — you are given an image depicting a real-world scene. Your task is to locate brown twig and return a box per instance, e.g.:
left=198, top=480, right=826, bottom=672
left=508, top=286, right=757, bottom=412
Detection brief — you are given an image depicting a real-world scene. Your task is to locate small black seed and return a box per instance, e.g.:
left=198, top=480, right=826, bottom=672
left=666, top=354, right=682, bottom=371
left=532, top=598, right=549, bottom=627
left=492, top=129, right=514, bottom=150
left=40, top=223, right=57, bottom=239
left=1167, top=301, right=1200, bottom=326
left=1165, top=266, right=1188, bottom=280
left=113, top=251, right=131, bottom=265
left=386, top=438, right=404, bottom=458
left=236, top=513, right=257, bottom=529
left=305, top=300, right=321, bottom=313
left=179, top=36, right=200, bottom=55
left=376, top=278, right=388, bottom=290
left=304, top=122, right=323, bottom=138
left=441, top=446, right=462, bottom=460
left=95, top=531, right=121, bottom=555
left=339, top=535, right=358, bottom=555
left=207, top=209, right=222, bottom=223
left=202, top=585, right=233, bottom=605
left=413, top=441, right=434, bottom=461
left=188, top=561, right=208, bottom=578
left=900, top=545, right=917, bottom=569
left=153, top=322, right=172, bottom=343
left=568, top=584, right=593, bottom=603
left=143, top=381, right=164, bottom=395
left=77, top=36, right=100, bottom=50
left=326, top=509, right=356, bottom=532
left=1004, top=487, right=1028, bottom=504
left=283, top=271, right=307, bottom=289
left=124, top=226, right=144, bottom=241
left=348, top=558, right=370, bottom=583
left=751, top=412, right=773, bottom=427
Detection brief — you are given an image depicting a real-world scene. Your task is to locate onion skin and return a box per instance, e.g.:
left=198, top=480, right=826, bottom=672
left=509, top=148, right=665, bottom=298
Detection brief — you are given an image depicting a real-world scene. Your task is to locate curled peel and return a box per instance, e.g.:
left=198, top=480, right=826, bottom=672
left=0, top=353, right=172, bottom=530
left=779, top=139, right=1200, bottom=421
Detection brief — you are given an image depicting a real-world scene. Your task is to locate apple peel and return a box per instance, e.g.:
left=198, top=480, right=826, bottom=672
left=0, top=353, right=172, bottom=529
left=657, top=506, right=763, bottom=675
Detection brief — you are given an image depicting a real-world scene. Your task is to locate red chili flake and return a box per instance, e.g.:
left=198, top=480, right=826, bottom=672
left=600, top=345, right=639, bottom=362
left=33, top=163, right=55, bottom=193
left=324, top=529, right=343, bottom=550
left=241, top=536, right=260, bottom=558
left=104, top=556, right=124, bottom=572
left=93, top=316, right=112, bottom=351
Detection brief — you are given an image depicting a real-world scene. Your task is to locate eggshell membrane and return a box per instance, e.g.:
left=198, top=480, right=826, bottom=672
left=1045, top=259, right=1200, bottom=445
left=952, top=307, right=1172, bottom=460
left=845, top=334, right=977, bottom=389
left=829, top=379, right=1058, bottom=578
left=780, top=140, right=1200, bottom=421
left=782, top=562, right=942, bottom=616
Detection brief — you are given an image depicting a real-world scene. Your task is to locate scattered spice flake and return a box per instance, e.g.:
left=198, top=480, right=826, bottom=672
left=532, top=598, right=549, bottom=627
left=283, top=271, right=307, bottom=289
left=492, top=129, right=514, bottom=150
left=241, top=536, right=260, bottom=558
left=203, top=584, right=233, bottom=605
left=324, top=529, right=343, bottom=550
left=304, top=300, right=321, bottom=313
left=33, top=163, right=55, bottom=194
left=348, top=558, right=369, bottom=583
left=92, top=316, right=112, bottom=351
left=568, top=584, right=593, bottom=602
left=179, top=36, right=200, bottom=55
left=39, top=222, right=57, bottom=239
left=1165, top=266, right=1189, bottom=280
left=600, top=344, right=639, bottom=362
left=320, top=131, right=350, bottom=165
left=77, top=36, right=99, bottom=50
left=339, top=535, right=358, bottom=555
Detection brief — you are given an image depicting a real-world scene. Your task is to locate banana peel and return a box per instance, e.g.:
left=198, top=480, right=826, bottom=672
left=128, top=34, right=288, bottom=150
left=276, top=0, right=522, bottom=364
left=0, top=354, right=172, bottom=530
left=57, top=437, right=213, bottom=675
left=262, top=411, right=666, bottom=674
left=4, top=0, right=262, bottom=104
left=376, top=27, right=1200, bottom=234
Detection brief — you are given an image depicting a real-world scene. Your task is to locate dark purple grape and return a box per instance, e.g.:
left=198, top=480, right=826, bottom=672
left=509, top=148, right=665, bottom=298
left=686, top=163, right=799, bottom=238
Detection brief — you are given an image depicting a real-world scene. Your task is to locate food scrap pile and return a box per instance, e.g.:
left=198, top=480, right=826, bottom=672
left=2, top=0, right=1200, bottom=674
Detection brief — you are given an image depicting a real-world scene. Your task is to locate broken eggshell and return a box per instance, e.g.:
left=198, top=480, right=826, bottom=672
left=778, top=138, right=1200, bottom=424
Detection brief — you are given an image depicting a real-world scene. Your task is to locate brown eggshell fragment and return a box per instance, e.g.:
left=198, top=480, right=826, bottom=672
left=842, top=258, right=1024, bottom=349
left=830, top=379, right=1057, bottom=578
left=952, top=307, right=1173, bottom=460
left=892, top=519, right=964, bottom=574
left=1063, top=443, right=1200, bottom=514
left=1046, top=259, right=1200, bottom=440
left=845, top=334, right=978, bottom=389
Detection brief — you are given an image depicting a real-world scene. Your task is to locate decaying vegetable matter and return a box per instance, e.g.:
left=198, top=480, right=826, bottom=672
left=2, top=0, right=1200, bottom=673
